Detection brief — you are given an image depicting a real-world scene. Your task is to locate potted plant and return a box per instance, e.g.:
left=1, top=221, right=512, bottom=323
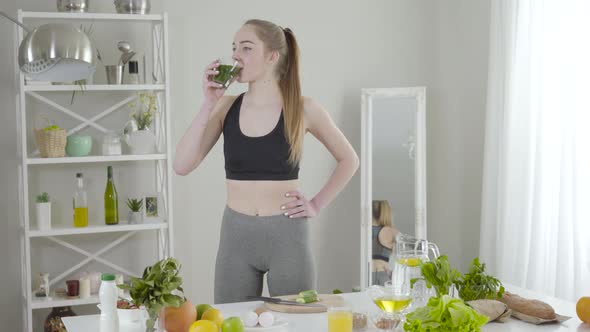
left=126, top=198, right=143, bottom=224
left=125, top=91, right=158, bottom=154
left=118, top=258, right=186, bottom=332
left=36, top=192, right=51, bottom=231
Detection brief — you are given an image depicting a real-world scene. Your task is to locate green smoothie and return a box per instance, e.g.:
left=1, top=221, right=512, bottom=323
left=213, top=64, right=241, bottom=88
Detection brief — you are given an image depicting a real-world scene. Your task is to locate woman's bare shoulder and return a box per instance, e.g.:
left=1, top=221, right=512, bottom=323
left=302, top=96, right=322, bottom=113
left=302, top=96, right=329, bottom=132
left=211, top=95, right=239, bottom=123
left=378, top=226, right=399, bottom=249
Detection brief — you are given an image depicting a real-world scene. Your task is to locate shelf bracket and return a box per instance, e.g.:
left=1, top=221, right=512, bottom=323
left=44, top=232, right=140, bottom=287
left=26, top=92, right=138, bottom=156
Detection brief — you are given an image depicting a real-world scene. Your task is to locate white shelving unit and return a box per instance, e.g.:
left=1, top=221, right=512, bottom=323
left=26, top=154, right=167, bottom=165
left=14, top=10, right=174, bottom=332
left=24, top=84, right=165, bottom=92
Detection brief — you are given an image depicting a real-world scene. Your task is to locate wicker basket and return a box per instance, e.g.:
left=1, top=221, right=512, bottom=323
left=34, top=117, right=67, bottom=158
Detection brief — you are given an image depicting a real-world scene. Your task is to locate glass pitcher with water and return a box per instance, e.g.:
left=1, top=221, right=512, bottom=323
left=391, top=233, right=440, bottom=307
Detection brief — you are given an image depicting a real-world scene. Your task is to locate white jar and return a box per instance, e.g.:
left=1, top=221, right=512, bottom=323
left=99, top=273, right=119, bottom=332
left=102, top=132, right=122, bottom=156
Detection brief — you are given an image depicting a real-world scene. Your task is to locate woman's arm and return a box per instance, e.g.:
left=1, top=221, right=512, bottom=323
left=281, top=98, right=359, bottom=218
left=173, top=96, right=233, bottom=175
left=304, top=97, right=359, bottom=210
left=173, top=59, right=235, bottom=176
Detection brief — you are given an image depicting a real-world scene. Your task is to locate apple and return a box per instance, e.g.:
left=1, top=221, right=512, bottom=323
left=196, top=303, right=214, bottom=320
left=221, top=316, right=245, bottom=332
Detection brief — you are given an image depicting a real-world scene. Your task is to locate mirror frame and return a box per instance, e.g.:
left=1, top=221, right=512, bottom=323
left=360, top=87, right=427, bottom=289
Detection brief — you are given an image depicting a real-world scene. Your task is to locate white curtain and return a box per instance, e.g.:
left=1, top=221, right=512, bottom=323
left=480, top=0, right=590, bottom=301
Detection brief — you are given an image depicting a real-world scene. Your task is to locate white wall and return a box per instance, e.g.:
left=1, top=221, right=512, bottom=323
left=428, top=0, right=491, bottom=272
left=0, top=0, right=491, bottom=330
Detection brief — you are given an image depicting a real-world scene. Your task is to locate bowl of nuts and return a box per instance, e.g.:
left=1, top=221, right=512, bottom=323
left=352, top=312, right=368, bottom=331
left=369, top=312, right=401, bottom=331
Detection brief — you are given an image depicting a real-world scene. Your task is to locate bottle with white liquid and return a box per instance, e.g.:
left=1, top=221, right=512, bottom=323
left=99, top=273, right=119, bottom=332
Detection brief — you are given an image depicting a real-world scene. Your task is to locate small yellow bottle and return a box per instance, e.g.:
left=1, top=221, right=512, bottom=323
left=73, top=173, right=88, bottom=227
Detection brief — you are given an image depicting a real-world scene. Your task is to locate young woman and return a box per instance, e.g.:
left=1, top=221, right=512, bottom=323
left=371, top=200, right=399, bottom=286
left=174, top=19, right=359, bottom=303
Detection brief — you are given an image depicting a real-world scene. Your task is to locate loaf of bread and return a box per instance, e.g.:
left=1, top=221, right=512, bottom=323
left=500, top=292, right=556, bottom=320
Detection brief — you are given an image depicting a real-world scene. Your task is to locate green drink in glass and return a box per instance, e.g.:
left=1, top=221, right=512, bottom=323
left=212, top=59, right=241, bottom=89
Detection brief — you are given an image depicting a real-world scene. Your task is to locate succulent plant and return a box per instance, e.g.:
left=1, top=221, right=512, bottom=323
left=126, top=198, right=143, bottom=212
left=36, top=192, right=50, bottom=203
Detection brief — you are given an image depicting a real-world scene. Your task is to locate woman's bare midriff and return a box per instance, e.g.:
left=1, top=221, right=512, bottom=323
left=226, top=179, right=300, bottom=216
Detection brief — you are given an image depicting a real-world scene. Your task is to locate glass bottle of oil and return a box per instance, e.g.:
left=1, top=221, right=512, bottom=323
left=73, top=173, right=88, bottom=227
left=104, top=166, right=119, bottom=225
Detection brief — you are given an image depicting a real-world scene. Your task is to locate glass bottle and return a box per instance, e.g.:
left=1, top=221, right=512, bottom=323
left=127, top=60, right=140, bottom=84
left=104, top=166, right=119, bottom=225
left=73, top=173, right=88, bottom=227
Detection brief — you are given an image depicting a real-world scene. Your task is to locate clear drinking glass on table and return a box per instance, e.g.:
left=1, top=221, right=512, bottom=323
left=367, top=280, right=411, bottom=331
left=328, top=306, right=353, bottom=332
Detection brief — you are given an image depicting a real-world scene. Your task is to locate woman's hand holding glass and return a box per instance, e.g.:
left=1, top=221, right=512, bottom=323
left=202, top=59, right=227, bottom=107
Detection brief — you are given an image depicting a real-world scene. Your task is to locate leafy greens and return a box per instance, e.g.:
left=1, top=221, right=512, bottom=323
left=411, top=255, right=461, bottom=297
left=456, top=257, right=505, bottom=301
left=404, top=295, right=489, bottom=332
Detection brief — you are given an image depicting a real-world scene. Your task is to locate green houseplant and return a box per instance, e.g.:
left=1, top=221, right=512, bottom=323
left=126, top=198, right=143, bottom=224
left=125, top=92, right=158, bottom=154
left=118, top=257, right=185, bottom=332
left=129, top=92, right=158, bottom=130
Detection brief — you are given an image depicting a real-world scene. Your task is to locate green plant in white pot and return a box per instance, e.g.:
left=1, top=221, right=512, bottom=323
left=126, top=198, right=143, bottom=224
left=125, top=92, right=158, bottom=154
left=35, top=192, right=51, bottom=231
left=118, top=258, right=185, bottom=332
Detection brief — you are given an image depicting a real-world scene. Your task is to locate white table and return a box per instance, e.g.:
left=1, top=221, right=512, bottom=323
left=63, top=285, right=589, bottom=331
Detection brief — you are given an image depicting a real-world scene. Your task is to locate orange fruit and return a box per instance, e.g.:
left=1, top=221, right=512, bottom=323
left=164, top=299, right=197, bottom=332
left=189, top=320, right=218, bottom=332
left=577, top=296, right=590, bottom=324
left=201, top=308, right=224, bottom=329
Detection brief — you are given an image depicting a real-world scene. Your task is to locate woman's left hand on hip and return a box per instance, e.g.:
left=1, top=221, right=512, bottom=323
left=281, top=190, right=319, bottom=218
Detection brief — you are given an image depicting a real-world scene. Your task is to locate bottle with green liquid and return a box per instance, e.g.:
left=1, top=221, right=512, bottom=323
left=73, top=173, right=88, bottom=227
left=104, top=166, right=119, bottom=225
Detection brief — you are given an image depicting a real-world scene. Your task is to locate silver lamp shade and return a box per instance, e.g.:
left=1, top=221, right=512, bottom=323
left=18, top=23, right=95, bottom=82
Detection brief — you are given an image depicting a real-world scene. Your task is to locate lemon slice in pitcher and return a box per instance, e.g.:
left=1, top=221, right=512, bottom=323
left=397, top=257, right=422, bottom=267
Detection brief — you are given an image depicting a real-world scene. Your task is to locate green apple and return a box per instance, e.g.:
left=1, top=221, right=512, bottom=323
left=196, top=303, right=214, bottom=320
left=221, top=317, right=245, bottom=332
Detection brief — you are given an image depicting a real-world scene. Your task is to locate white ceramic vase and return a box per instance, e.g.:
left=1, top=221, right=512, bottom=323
left=128, top=211, right=143, bottom=224
left=125, top=130, right=156, bottom=155
left=36, top=202, right=51, bottom=231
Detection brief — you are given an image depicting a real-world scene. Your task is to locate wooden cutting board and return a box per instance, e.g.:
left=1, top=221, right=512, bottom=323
left=263, top=294, right=346, bottom=313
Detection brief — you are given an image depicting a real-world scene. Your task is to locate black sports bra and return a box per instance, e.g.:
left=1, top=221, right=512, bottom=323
left=223, top=93, right=299, bottom=180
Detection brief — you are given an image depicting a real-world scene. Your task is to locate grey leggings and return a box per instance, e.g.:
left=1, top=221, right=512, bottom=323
left=214, top=206, right=316, bottom=304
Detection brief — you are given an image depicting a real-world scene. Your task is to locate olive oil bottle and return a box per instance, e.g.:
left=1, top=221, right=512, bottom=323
left=104, top=166, right=119, bottom=225
left=73, top=173, right=88, bottom=227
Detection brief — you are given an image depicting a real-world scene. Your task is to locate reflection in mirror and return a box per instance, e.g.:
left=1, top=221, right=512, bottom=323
left=361, top=87, right=427, bottom=288
left=371, top=200, right=398, bottom=286
left=373, top=96, right=417, bottom=236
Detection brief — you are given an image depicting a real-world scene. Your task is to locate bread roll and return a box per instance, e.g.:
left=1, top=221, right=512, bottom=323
left=500, top=292, right=556, bottom=320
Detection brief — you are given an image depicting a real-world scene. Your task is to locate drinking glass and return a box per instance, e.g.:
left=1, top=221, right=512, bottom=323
left=212, top=57, right=241, bottom=88
left=328, top=306, right=353, bottom=332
